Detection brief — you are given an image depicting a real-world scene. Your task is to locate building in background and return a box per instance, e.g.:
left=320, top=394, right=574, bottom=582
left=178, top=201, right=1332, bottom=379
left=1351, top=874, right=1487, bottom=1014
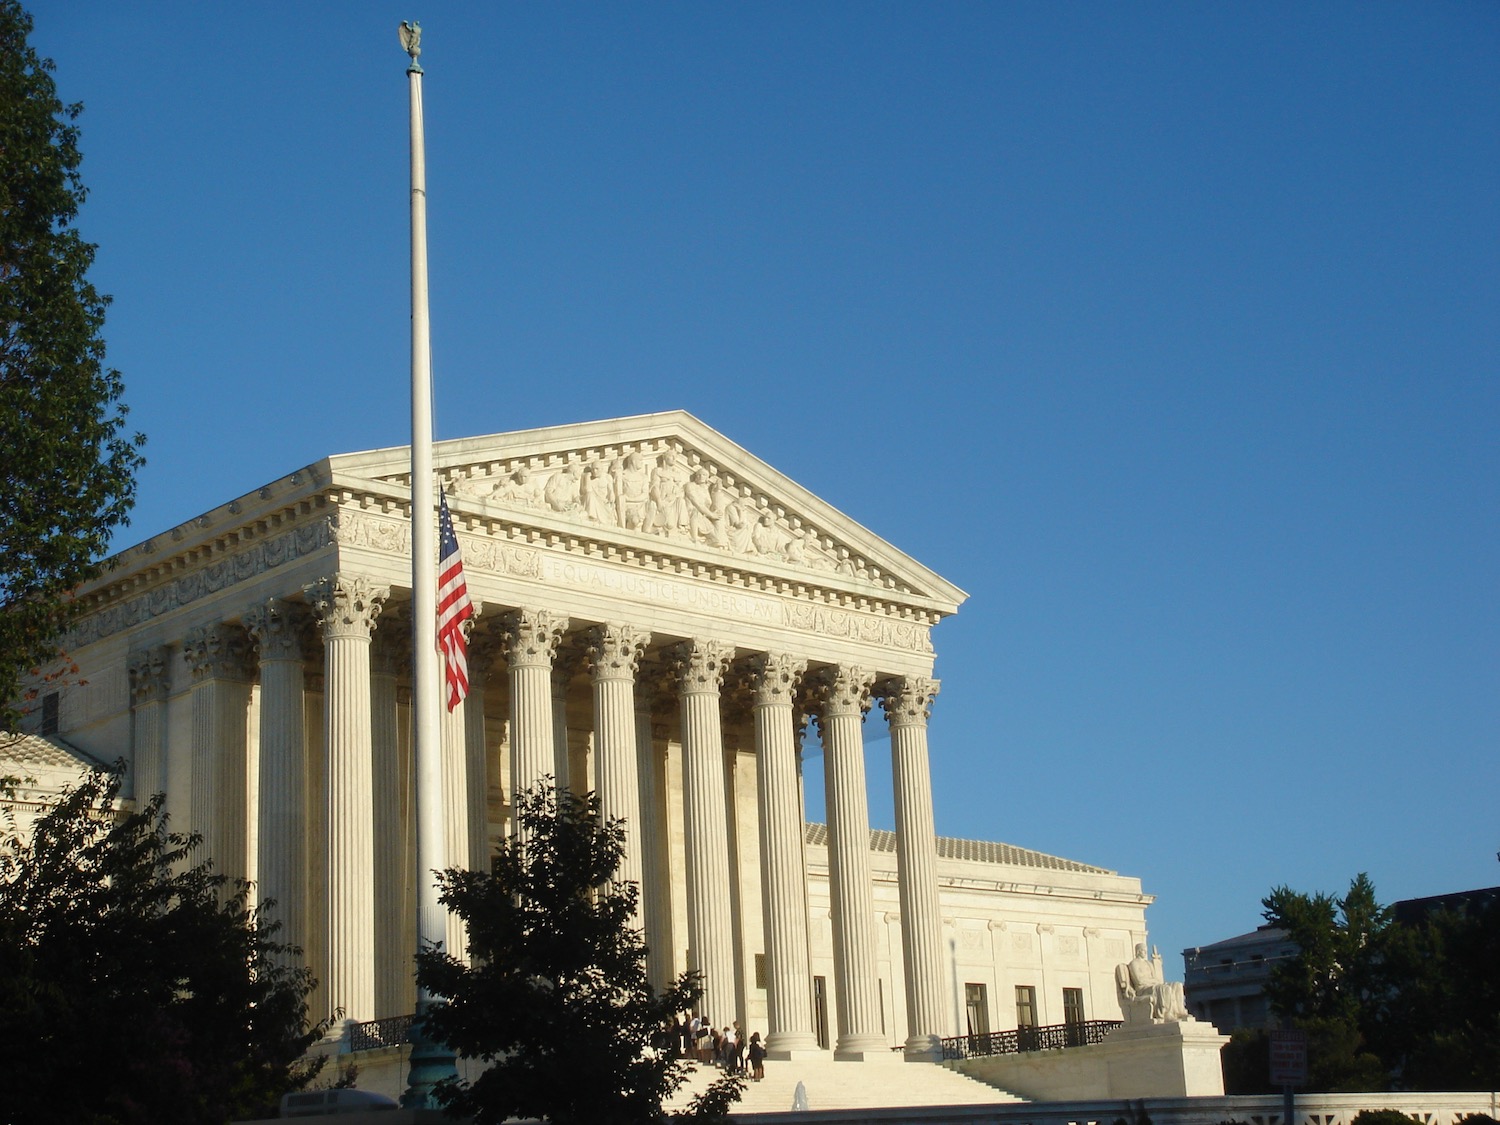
left=1182, top=925, right=1296, bottom=1033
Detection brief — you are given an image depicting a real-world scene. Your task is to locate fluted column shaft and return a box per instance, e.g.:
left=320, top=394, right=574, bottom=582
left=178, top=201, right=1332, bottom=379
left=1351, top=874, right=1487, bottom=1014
left=308, top=575, right=387, bottom=1026
left=750, top=653, right=819, bottom=1056
left=244, top=602, right=309, bottom=965
left=674, top=639, right=737, bottom=1028
left=441, top=682, right=471, bottom=961
left=465, top=634, right=499, bottom=875
left=371, top=620, right=408, bottom=1018
left=183, top=623, right=253, bottom=886
left=588, top=625, right=650, bottom=919
left=881, top=676, right=947, bottom=1059
left=817, top=665, right=885, bottom=1058
left=636, top=689, right=673, bottom=990
left=502, top=609, right=569, bottom=824
left=127, top=646, right=172, bottom=805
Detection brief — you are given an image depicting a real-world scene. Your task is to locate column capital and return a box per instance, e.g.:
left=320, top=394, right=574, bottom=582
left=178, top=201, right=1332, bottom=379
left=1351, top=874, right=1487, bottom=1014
left=670, top=638, right=735, bottom=694
left=587, top=623, right=651, bottom=683
left=811, top=664, right=875, bottom=723
left=305, top=575, right=389, bottom=641
left=877, top=675, right=939, bottom=728
left=244, top=599, right=312, bottom=663
left=182, top=623, right=254, bottom=683
left=746, top=652, right=806, bottom=707
left=499, top=607, right=569, bottom=669
left=127, top=645, right=173, bottom=705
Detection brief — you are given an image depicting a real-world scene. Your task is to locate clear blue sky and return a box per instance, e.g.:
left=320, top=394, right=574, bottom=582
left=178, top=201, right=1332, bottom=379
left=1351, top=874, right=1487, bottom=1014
left=29, top=2, right=1499, bottom=969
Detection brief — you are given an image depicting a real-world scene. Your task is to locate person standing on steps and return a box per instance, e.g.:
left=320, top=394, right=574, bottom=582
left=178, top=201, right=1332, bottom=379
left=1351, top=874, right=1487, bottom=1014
left=747, top=1032, right=766, bottom=1081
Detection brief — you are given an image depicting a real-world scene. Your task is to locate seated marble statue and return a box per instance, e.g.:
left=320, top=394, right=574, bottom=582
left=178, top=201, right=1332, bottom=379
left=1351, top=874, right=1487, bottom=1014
left=1114, top=943, right=1189, bottom=1024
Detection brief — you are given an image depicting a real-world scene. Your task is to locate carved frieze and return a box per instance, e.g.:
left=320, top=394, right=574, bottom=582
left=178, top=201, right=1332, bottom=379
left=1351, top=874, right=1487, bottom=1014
left=446, top=440, right=905, bottom=591
left=69, top=520, right=334, bottom=648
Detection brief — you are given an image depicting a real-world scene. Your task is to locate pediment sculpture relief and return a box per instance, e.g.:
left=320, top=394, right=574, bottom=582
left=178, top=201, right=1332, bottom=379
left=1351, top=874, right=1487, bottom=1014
left=451, top=446, right=898, bottom=589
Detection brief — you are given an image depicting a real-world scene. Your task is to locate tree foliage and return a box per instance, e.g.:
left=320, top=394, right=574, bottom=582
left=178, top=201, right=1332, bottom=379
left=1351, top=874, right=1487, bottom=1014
left=0, top=768, right=326, bottom=1123
left=416, top=783, right=743, bottom=1125
left=0, top=1, right=144, bottom=723
left=1259, top=874, right=1500, bottom=1091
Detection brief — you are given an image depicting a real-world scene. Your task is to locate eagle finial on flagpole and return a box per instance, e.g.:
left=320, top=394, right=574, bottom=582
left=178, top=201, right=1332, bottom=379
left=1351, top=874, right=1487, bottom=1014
left=399, top=21, right=423, bottom=73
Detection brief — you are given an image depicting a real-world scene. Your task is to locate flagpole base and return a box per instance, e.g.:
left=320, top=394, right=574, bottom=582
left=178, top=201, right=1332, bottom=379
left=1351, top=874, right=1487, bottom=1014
left=399, top=998, right=459, bottom=1110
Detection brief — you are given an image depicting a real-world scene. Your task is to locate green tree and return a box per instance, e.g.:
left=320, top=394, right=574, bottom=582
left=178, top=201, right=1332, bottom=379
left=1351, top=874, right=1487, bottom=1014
left=0, top=0, right=144, bottom=724
left=416, top=783, right=743, bottom=1125
left=1372, top=894, right=1500, bottom=1088
left=0, top=768, right=327, bottom=1123
left=1261, top=874, right=1392, bottom=1091
left=1260, top=873, right=1500, bottom=1091
left=1262, top=873, right=1391, bottom=1028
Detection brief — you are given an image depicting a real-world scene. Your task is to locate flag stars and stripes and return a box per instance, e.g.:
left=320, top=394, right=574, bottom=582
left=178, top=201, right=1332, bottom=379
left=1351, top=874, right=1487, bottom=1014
left=437, top=490, right=474, bottom=710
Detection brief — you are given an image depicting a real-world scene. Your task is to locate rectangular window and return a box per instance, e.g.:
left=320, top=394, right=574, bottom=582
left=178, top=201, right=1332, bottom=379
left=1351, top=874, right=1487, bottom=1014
left=965, top=982, right=990, bottom=1050
left=754, top=954, right=767, bottom=990
left=40, top=692, right=59, bottom=735
left=1063, top=987, right=1085, bottom=1045
left=1014, top=985, right=1037, bottom=1029
left=1062, top=987, right=1085, bottom=1025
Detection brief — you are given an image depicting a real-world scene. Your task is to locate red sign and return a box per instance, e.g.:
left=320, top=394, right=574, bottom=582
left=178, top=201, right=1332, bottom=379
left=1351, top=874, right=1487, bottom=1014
left=1269, top=1028, right=1308, bottom=1086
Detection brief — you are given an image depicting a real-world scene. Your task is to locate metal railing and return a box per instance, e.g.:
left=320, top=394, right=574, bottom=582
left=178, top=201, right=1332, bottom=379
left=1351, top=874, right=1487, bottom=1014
left=939, top=1019, right=1121, bottom=1061
left=348, top=1013, right=415, bottom=1053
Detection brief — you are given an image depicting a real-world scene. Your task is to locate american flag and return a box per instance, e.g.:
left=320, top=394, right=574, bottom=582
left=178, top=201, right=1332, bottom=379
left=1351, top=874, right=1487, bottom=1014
left=437, top=489, right=474, bottom=710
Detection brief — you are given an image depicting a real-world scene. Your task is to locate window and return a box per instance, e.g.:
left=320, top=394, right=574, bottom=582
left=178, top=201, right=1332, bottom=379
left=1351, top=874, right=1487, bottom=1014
left=1062, top=987, right=1084, bottom=1024
left=965, top=983, right=990, bottom=1049
left=1014, top=985, right=1037, bottom=1028
left=1015, top=985, right=1038, bottom=1051
left=1063, top=987, right=1085, bottom=1045
left=754, top=954, right=766, bottom=990
left=40, top=692, right=59, bottom=735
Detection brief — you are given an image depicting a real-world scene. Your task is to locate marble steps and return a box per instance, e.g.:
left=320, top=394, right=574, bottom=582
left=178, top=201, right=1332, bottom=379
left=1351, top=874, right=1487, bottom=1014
left=665, top=1054, right=1023, bottom=1115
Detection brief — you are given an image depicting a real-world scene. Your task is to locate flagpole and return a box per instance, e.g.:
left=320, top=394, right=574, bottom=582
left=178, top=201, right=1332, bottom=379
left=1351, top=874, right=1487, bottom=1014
left=398, top=20, right=458, bottom=1107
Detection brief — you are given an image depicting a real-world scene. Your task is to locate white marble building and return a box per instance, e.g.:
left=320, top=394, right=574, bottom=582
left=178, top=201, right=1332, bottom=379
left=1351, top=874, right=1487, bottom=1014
left=15, top=412, right=1155, bottom=1060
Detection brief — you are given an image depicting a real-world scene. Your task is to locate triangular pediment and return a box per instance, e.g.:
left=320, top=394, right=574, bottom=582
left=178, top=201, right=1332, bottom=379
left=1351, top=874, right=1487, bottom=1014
left=329, top=411, right=966, bottom=615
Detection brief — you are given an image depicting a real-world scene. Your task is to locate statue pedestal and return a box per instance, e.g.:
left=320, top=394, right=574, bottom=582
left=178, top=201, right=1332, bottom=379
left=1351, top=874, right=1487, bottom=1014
left=1100, top=1019, right=1228, bottom=1098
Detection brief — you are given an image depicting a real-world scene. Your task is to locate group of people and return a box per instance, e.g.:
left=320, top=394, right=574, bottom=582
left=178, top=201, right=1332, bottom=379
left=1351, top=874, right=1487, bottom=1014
left=662, top=1013, right=768, bottom=1080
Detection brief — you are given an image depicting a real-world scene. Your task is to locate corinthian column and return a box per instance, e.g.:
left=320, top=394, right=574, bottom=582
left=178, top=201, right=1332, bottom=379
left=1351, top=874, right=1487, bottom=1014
left=500, top=608, right=569, bottom=822
left=306, top=574, right=387, bottom=1026
left=466, top=630, right=500, bottom=874
left=671, top=638, right=737, bottom=1029
left=636, top=680, right=673, bottom=990
left=879, top=676, right=946, bottom=1060
left=439, top=612, right=478, bottom=962
left=748, top=653, right=819, bottom=1057
left=587, top=624, right=650, bottom=916
left=371, top=615, right=410, bottom=1018
left=814, top=664, right=887, bottom=1059
left=182, top=623, right=254, bottom=886
left=127, top=645, right=172, bottom=806
left=244, top=600, right=310, bottom=966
